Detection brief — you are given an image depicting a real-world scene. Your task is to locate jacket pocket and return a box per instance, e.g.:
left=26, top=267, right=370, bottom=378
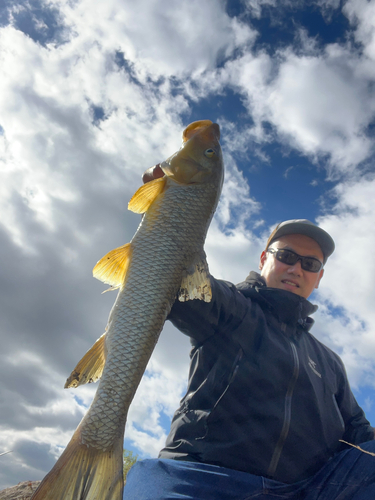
left=180, top=345, right=244, bottom=416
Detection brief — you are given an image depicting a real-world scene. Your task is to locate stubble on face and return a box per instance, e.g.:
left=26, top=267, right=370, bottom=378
left=259, top=234, right=324, bottom=299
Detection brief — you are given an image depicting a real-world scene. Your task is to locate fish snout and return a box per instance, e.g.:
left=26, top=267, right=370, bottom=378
left=183, top=120, right=220, bottom=143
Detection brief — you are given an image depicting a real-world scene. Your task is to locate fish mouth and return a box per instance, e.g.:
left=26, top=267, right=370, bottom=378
left=161, top=156, right=200, bottom=169
left=160, top=157, right=205, bottom=185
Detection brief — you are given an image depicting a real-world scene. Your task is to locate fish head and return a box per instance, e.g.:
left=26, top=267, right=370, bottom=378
left=160, top=120, right=224, bottom=188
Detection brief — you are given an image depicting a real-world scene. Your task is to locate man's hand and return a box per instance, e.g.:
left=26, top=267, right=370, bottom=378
left=142, top=164, right=165, bottom=184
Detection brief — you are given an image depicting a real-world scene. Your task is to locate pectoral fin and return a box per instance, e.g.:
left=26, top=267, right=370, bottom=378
left=178, top=257, right=212, bottom=302
left=65, top=333, right=106, bottom=388
left=128, top=176, right=167, bottom=214
left=93, top=243, right=132, bottom=288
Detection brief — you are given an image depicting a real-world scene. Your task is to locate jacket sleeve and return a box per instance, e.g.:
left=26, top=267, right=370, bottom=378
left=335, top=357, right=374, bottom=445
left=168, top=276, right=249, bottom=345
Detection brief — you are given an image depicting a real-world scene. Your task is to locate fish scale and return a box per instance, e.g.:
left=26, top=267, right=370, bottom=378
left=31, top=120, right=224, bottom=500
left=81, top=182, right=218, bottom=450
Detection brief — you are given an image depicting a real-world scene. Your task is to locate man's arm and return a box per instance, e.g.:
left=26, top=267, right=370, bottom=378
left=168, top=277, right=249, bottom=345
left=335, top=357, right=374, bottom=444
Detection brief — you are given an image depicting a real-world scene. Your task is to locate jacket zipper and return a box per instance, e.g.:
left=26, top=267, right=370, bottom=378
left=267, top=339, right=300, bottom=477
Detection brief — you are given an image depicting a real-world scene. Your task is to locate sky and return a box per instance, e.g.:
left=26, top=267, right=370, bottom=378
left=1, top=0, right=375, bottom=489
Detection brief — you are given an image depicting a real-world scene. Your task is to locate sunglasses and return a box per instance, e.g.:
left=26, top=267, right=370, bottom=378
left=267, top=248, right=323, bottom=273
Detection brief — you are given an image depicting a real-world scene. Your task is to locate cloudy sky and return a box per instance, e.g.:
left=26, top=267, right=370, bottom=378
left=1, top=0, right=375, bottom=489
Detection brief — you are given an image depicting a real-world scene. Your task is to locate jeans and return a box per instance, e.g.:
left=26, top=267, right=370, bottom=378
left=123, top=441, right=375, bottom=499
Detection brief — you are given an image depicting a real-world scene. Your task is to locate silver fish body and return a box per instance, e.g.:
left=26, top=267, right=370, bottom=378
left=82, top=179, right=222, bottom=449
left=31, top=120, right=224, bottom=500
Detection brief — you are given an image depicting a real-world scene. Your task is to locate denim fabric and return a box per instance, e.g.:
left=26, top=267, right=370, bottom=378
left=123, top=441, right=375, bottom=499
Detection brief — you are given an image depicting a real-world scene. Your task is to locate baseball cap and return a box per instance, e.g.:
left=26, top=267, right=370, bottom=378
left=265, top=219, right=335, bottom=264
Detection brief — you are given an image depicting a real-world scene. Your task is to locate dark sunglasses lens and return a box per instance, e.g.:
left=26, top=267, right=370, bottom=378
left=277, top=249, right=297, bottom=265
left=302, top=258, right=321, bottom=272
left=277, top=249, right=321, bottom=273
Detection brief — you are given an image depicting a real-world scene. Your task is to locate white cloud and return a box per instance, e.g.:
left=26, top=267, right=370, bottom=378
left=220, top=43, right=375, bottom=176
left=50, top=0, right=256, bottom=77
left=313, top=174, right=375, bottom=387
left=178, top=5, right=374, bottom=177
left=241, top=0, right=277, bottom=18
left=268, top=48, right=374, bottom=173
left=317, top=175, right=375, bottom=321
left=344, top=0, right=375, bottom=61
left=0, top=29, right=183, bottom=251
left=241, top=0, right=342, bottom=21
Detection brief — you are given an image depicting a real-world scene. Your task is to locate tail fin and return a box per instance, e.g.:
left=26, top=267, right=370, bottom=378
left=31, top=427, right=124, bottom=500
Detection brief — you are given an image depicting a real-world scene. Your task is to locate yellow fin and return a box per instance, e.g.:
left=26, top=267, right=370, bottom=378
left=30, top=426, right=124, bottom=500
left=93, top=243, right=132, bottom=288
left=128, top=176, right=167, bottom=214
left=178, top=257, right=212, bottom=302
left=65, top=333, right=106, bottom=388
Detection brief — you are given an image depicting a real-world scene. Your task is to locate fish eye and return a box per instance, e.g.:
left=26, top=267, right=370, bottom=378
left=204, top=148, right=215, bottom=158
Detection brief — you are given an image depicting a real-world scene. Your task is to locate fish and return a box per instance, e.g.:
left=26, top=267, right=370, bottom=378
left=31, top=119, right=224, bottom=500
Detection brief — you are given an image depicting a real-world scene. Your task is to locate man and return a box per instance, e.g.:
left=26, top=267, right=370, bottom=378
left=124, top=170, right=375, bottom=499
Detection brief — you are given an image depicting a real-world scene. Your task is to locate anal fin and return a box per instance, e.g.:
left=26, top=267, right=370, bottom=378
left=65, top=332, right=106, bottom=388
left=178, top=257, right=212, bottom=302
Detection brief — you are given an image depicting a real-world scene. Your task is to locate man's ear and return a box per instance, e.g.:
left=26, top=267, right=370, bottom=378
left=314, top=268, right=324, bottom=289
left=259, top=250, right=267, bottom=271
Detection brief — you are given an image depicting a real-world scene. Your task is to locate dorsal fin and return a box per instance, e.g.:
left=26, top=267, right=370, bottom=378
left=128, top=176, right=167, bottom=214
left=93, top=243, right=132, bottom=288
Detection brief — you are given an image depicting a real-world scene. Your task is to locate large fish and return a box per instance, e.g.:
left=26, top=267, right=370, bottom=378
left=31, top=120, right=224, bottom=500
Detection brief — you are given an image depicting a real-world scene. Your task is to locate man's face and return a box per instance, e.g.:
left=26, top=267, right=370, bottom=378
left=259, top=234, right=324, bottom=299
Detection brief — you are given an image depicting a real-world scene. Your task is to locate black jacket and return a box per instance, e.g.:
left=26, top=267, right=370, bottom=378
left=159, top=272, right=374, bottom=483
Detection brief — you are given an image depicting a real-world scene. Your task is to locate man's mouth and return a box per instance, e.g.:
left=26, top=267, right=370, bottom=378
left=281, top=280, right=299, bottom=288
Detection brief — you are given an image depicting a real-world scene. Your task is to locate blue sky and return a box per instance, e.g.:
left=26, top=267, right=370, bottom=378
left=1, top=0, right=375, bottom=489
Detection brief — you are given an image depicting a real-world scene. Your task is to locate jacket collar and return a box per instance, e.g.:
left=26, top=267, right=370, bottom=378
left=236, top=271, right=318, bottom=332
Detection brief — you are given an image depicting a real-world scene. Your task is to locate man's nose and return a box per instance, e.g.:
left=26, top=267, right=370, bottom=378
left=287, top=259, right=303, bottom=275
